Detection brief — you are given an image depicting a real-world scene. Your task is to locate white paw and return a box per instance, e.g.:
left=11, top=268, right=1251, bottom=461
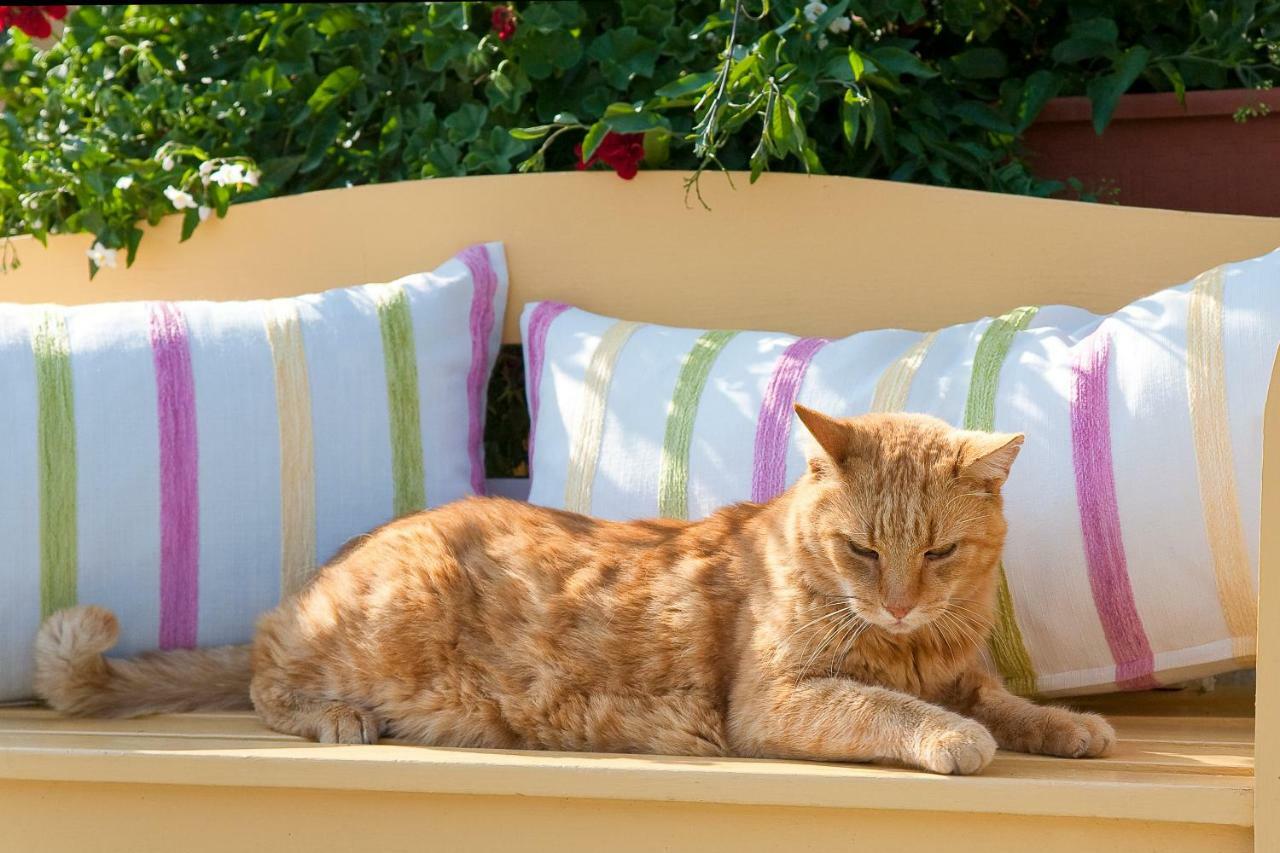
left=315, top=704, right=381, bottom=745
left=913, top=717, right=997, bottom=775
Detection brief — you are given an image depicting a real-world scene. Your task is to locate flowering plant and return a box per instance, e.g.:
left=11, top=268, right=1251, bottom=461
left=2, top=3, right=1279, bottom=276
left=0, top=5, right=68, bottom=42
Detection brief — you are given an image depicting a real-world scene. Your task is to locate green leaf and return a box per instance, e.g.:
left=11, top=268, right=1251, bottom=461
left=1015, top=70, right=1062, bottom=131
left=655, top=71, right=718, bottom=99
left=443, top=103, right=489, bottom=145
left=1051, top=21, right=1117, bottom=65
left=749, top=138, right=768, bottom=184
left=1051, top=36, right=1114, bottom=64
left=1158, top=61, right=1187, bottom=103
left=519, top=29, right=583, bottom=80
left=1071, top=17, right=1119, bottom=43
left=950, top=48, right=1008, bottom=80
left=867, top=47, right=937, bottom=79
left=951, top=102, right=1016, bottom=134
left=841, top=90, right=862, bottom=144
left=306, top=66, right=360, bottom=114
left=587, top=27, right=660, bottom=89
left=581, top=122, right=608, bottom=162
left=848, top=50, right=865, bottom=82
left=862, top=93, right=877, bottom=149
left=316, top=7, right=361, bottom=36
left=510, top=125, right=553, bottom=141
left=1088, top=46, right=1150, bottom=134
left=603, top=108, right=669, bottom=134
left=125, top=227, right=143, bottom=267
left=642, top=129, right=669, bottom=166
left=180, top=208, right=200, bottom=243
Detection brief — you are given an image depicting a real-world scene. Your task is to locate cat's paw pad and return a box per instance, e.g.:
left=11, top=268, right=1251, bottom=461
left=315, top=704, right=381, bottom=745
left=1032, top=710, right=1115, bottom=758
left=914, top=718, right=997, bottom=775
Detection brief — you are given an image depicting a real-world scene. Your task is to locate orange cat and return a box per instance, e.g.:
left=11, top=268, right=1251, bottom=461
left=34, top=406, right=1113, bottom=774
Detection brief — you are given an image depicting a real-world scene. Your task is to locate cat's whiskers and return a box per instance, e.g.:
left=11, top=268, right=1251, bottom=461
left=943, top=600, right=994, bottom=630
left=929, top=611, right=971, bottom=657
left=932, top=609, right=984, bottom=654
left=826, top=615, right=871, bottom=676
left=777, top=603, right=850, bottom=666
left=795, top=608, right=861, bottom=685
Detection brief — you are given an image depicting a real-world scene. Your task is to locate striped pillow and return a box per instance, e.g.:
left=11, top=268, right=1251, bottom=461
left=0, top=242, right=507, bottom=700
left=522, top=248, right=1279, bottom=696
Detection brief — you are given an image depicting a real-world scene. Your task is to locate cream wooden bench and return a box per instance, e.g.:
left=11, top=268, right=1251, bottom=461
left=0, top=172, right=1276, bottom=852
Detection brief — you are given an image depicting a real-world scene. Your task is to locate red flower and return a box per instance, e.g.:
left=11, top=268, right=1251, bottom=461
left=0, top=6, right=69, bottom=39
left=574, top=132, right=646, bottom=180
left=490, top=5, right=516, bottom=42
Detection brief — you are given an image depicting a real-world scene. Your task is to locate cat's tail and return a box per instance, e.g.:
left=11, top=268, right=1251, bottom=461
left=34, top=605, right=253, bottom=717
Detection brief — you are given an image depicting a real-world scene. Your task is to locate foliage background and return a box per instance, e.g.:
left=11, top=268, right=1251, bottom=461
left=3, top=1, right=1280, bottom=263
left=2, top=1, right=1278, bottom=472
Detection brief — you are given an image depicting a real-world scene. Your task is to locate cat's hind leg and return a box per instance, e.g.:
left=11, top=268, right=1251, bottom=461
left=249, top=670, right=382, bottom=744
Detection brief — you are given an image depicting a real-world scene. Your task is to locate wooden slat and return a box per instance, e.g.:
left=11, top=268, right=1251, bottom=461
left=0, top=707, right=1253, bottom=827
left=0, top=718, right=1250, bottom=775
left=0, top=780, right=1255, bottom=853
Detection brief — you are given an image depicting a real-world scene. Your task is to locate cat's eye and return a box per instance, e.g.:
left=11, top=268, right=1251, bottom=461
left=846, top=539, right=879, bottom=561
left=925, top=542, right=958, bottom=560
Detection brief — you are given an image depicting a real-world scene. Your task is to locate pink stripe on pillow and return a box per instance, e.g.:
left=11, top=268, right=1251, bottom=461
left=1070, top=333, right=1158, bottom=689
left=150, top=302, right=200, bottom=650
left=459, top=245, right=499, bottom=495
left=524, top=302, right=572, bottom=475
left=751, top=337, right=828, bottom=502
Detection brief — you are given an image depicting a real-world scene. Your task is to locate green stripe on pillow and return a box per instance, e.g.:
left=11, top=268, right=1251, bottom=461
left=33, top=311, right=76, bottom=619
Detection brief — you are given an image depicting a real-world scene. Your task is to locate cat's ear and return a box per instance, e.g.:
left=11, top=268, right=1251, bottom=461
left=794, top=404, right=852, bottom=470
left=958, top=432, right=1024, bottom=489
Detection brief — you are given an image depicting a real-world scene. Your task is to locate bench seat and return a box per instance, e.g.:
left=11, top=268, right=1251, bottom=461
left=0, top=688, right=1255, bottom=852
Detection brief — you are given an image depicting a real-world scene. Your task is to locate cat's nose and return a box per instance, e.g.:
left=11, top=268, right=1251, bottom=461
left=886, top=604, right=914, bottom=620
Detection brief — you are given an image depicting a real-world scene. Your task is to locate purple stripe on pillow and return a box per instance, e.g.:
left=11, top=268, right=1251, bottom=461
left=459, top=245, right=499, bottom=495
left=1070, top=333, right=1158, bottom=690
left=150, top=302, right=200, bottom=650
left=524, top=302, right=571, bottom=476
left=751, top=337, right=829, bottom=502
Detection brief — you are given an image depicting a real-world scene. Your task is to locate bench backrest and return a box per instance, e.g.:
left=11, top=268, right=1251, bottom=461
left=6, top=172, right=1280, bottom=342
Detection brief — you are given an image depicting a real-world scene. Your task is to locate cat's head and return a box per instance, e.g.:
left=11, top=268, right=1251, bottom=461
left=787, top=405, right=1022, bottom=637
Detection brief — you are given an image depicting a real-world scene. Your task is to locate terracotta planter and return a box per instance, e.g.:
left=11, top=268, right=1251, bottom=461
left=1024, top=88, right=1280, bottom=216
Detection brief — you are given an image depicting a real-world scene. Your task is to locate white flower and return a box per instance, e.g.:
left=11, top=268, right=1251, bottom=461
left=818, top=35, right=829, bottom=49
left=242, top=168, right=259, bottom=187
left=803, top=1, right=827, bottom=23
left=164, top=185, right=197, bottom=210
left=86, top=242, right=118, bottom=269
left=31, top=219, right=42, bottom=230
left=828, top=15, right=851, bottom=34
left=198, top=205, right=212, bottom=222
left=199, top=160, right=217, bottom=181
left=209, top=163, right=245, bottom=186
left=115, top=175, right=134, bottom=190
left=161, top=155, right=175, bottom=171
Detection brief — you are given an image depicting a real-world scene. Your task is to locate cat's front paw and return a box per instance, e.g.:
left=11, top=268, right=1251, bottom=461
left=1010, top=708, right=1115, bottom=758
left=912, top=717, right=997, bottom=775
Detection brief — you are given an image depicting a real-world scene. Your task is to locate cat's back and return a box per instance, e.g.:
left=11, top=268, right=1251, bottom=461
left=265, top=496, right=765, bottom=751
